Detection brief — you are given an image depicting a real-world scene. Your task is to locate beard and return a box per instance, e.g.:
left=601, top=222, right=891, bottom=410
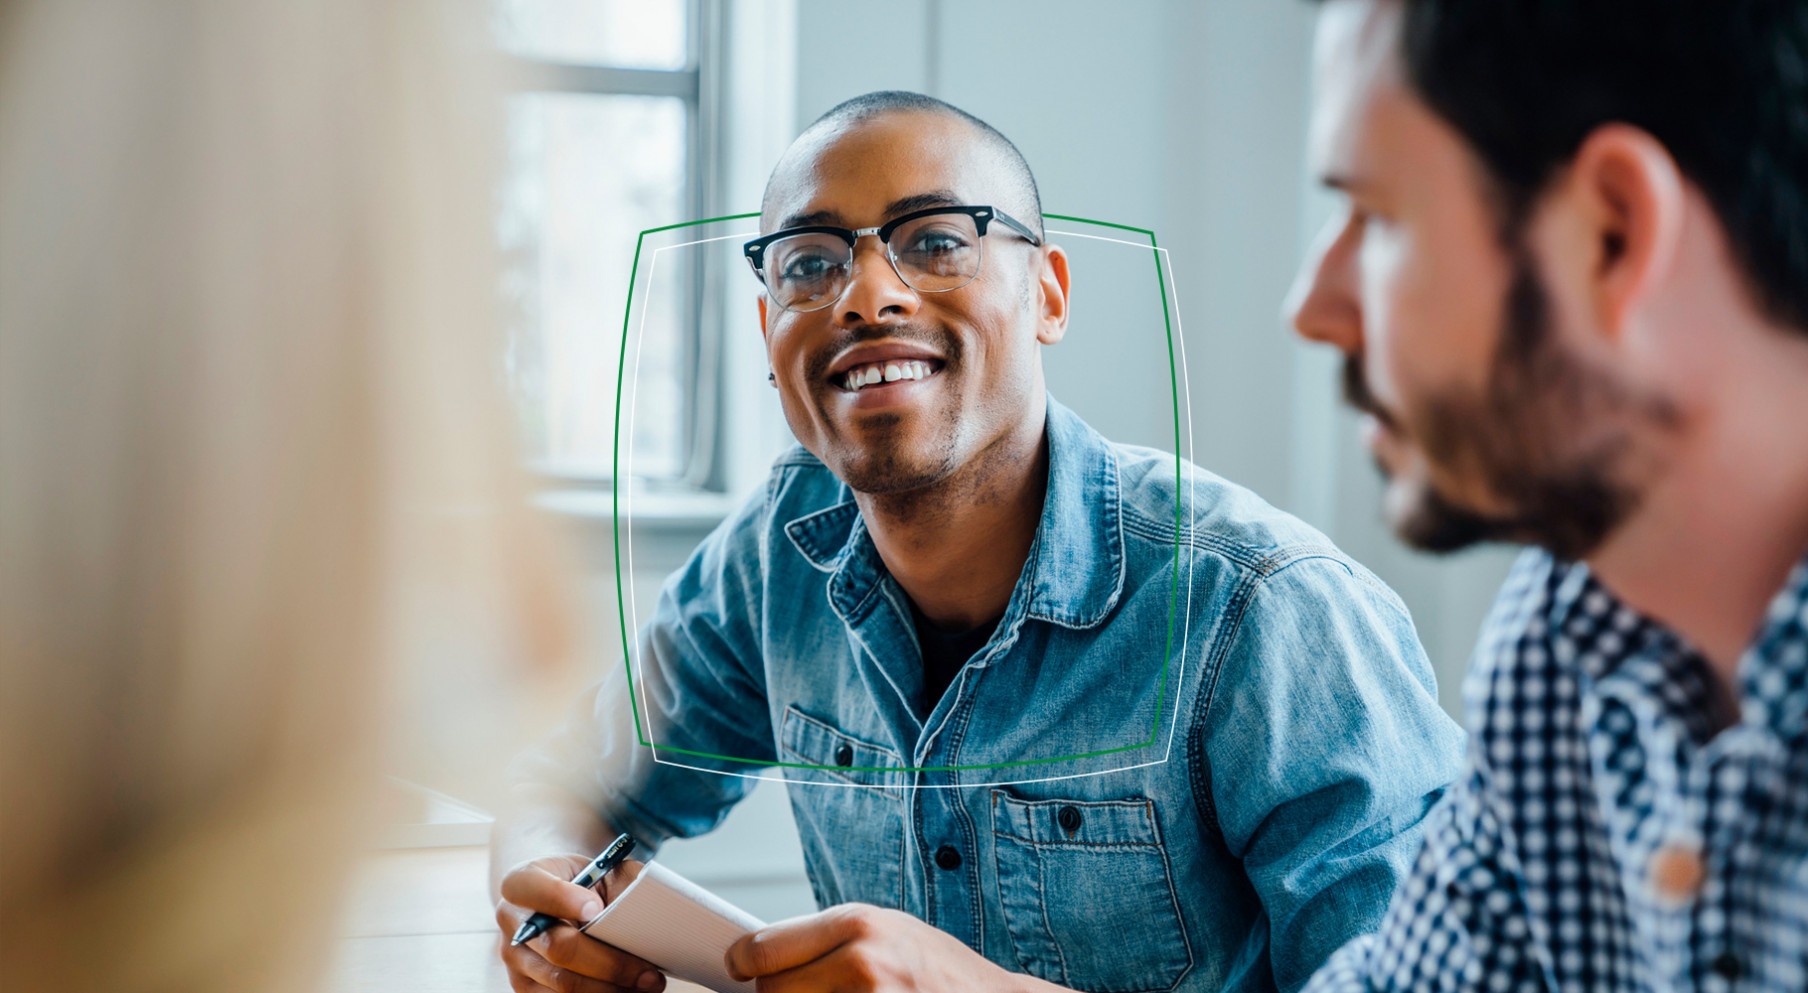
left=1347, top=249, right=1677, bottom=560
left=830, top=411, right=961, bottom=495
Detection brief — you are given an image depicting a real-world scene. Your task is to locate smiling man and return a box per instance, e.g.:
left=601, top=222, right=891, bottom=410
left=1289, top=2, right=1808, bottom=991
left=492, top=91, right=1463, bottom=993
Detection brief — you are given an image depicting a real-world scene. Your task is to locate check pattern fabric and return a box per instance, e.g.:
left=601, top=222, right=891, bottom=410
left=1307, top=549, right=1808, bottom=993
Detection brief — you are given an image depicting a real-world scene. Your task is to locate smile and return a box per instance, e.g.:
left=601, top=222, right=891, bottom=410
left=836, top=358, right=944, bottom=393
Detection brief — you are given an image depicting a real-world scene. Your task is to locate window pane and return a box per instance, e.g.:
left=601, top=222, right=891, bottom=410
left=500, top=93, right=687, bottom=478
left=493, top=0, right=688, bottom=70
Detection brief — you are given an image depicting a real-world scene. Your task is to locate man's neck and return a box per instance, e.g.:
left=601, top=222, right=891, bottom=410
left=856, top=404, right=1050, bottom=632
left=1586, top=326, right=1808, bottom=689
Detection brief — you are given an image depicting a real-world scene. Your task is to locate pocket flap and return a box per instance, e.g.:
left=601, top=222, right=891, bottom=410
left=780, top=706, right=906, bottom=794
left=990, top=790, right=1164, bottom=848
left=988, top=790, right=1193, bottom=991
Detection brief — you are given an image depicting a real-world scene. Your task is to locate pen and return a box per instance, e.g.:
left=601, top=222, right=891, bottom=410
left=510, top=833, right=637, bottom=947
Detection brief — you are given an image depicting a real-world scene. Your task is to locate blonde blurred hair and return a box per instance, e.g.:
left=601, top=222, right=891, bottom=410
left=0, top=2, right=570, bottom=990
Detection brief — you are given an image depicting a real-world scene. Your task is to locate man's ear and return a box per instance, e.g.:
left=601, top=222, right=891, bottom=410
left=1034, top=244, right=1071, bottom=346
left=1570, top=124, right=1685, bottom=342
left=757, top=294, right=769, bottom=339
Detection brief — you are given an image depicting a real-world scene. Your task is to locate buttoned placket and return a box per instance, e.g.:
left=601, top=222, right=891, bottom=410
left=1584, top=654, right=1695, bottom=984
left=904, top=595, right=1018, bottom=955
left=820, top=521, right=988, bottom=947
left=909, top=743, right=984, bottom=953
left=781, top=398, right=1130, bottom=957
left=1588, top=634, right=1793, bottom=991
left=1692, top=697, right=1794, bottom=990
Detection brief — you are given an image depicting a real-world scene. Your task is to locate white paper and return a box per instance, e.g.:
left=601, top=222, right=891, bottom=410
left=581, top=861, right=765, bottom=993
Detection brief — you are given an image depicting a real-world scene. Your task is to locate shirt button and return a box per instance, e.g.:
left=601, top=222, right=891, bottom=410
left=1057, top=805, right=1083, bottom=835
left=935, top=845, right=962, bottom=871
left=1711, top=951, right=1743, bottom=981
left=833, top=743, right=853, bottom=767
left=1648, top=843, right=1705, bottom=903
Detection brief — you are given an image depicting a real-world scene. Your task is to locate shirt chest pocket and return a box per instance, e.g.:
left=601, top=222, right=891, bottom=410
left=779, top=706, right=907, bottom=910
left=990, top=790, right=1194, bottom=993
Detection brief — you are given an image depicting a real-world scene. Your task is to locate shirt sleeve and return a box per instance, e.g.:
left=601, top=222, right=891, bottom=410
left=1193, top=553, right=1467, bottom=993
left=1303, top=766, right=1547, bottom=993
left=1304, top=548, right=1561, bottom=993
left=507, top=491, right=779, bottom=851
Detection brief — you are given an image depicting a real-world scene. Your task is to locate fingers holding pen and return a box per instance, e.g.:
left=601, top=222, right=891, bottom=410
left=499, top=856, right=608, bottom=923
left=496, top=903, right=666, bottom=992
left=495, top=864, right=666, bottom=993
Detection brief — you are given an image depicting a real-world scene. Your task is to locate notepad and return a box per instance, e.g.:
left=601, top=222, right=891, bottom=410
left=581, top=861, right=766, bottom=993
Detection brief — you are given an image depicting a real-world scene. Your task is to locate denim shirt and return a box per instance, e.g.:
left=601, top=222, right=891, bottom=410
left=514, top=398, right=1465, bottom=993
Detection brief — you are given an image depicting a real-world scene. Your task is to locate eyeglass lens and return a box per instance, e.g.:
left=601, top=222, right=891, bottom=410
left=763, top=211, right=986, bottom=312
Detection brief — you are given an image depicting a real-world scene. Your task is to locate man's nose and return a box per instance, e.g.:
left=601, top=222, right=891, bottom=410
left=1284, top=212, right=1363, bottom=354
left=834, top=239, right=919, bottom=327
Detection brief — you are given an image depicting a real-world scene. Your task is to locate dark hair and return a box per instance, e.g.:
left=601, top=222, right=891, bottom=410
left=794, top=91, right=1044, bottom=238
left=1385, top=0, right=1808, bottom=332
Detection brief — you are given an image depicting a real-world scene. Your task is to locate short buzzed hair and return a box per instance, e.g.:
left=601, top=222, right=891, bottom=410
left=768, top=90, right=1045, bottom=239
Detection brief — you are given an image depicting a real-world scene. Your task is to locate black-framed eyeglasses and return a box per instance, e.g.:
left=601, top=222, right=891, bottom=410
left=743, top=204, right=1042, bottom=313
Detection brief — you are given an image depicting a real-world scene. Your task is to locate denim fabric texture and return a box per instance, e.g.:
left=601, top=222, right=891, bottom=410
left=513, top=397, right=1466, bottom=993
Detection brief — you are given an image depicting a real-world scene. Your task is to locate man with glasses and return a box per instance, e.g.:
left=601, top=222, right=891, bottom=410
left=494, top=91, right=1464, bottom=993
left=1290, top=2, right=1808, bottom=991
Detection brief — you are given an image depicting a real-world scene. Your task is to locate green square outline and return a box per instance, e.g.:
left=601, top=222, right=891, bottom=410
left=611, top=211, right=1183, bottom=774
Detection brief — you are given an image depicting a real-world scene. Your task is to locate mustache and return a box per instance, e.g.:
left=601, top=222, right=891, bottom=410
left=1340, top=353, right=1400, bottom=432
left=803, top=323, right=959, bottom=383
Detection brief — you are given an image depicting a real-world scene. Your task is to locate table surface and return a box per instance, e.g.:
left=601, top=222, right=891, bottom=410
left=329, top=846, right=712, bottom=993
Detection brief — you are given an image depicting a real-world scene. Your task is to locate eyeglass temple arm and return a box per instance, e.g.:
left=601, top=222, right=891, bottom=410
left=989, top=208, right=1042, bottom=247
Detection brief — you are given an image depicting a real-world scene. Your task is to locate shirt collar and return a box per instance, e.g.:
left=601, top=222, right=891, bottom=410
left=1555, top=551, right=1808, bottom=743
left=783, top=396, right=1126, bottom=630
left=1739, top=553, right=1808, bottom=739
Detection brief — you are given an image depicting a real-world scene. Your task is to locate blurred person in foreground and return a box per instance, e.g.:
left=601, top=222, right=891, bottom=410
left=493, top=90, right=1464, bottom=993
left=0, top=3, right=570, bottom=992
left=1289, top=1, right=1808, bottom=990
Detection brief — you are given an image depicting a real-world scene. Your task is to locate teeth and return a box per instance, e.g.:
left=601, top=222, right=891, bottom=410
left=841, top=359, right=936, bottom=391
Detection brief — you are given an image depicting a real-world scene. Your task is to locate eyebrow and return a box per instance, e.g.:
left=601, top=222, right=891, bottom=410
left=1318, top=172, right=1370, bottom=195
left=776, top=189, right=965, bottom=232
left=778, top=208, right=838, bottom=229
left=882, top=190, right=962, bottom=218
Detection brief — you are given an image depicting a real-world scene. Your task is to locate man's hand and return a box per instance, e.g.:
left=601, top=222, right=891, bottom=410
left=495, top=855, right=666, bottom=993
left=725, top=903, right=1060, bottom=993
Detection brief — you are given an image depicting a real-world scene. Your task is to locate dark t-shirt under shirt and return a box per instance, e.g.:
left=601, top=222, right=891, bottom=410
left=908, top=599, right=1001, bottom=717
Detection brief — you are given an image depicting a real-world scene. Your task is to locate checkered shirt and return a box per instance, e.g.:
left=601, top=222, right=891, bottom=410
left=1306, top=548, right=1808, bottom=993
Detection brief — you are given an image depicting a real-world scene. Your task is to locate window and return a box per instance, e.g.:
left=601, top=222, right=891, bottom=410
left=495, top=0, right=711, bottom=484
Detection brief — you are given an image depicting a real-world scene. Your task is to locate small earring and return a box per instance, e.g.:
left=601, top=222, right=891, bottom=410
left=767, top=370, right=777, bottom=387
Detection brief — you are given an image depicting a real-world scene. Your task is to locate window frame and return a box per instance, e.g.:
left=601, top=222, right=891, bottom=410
left=505, top=0, right=731, bottom=492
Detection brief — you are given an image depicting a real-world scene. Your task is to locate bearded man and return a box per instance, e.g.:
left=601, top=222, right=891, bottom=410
left=1290, top=2, right=1808, bottom=990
